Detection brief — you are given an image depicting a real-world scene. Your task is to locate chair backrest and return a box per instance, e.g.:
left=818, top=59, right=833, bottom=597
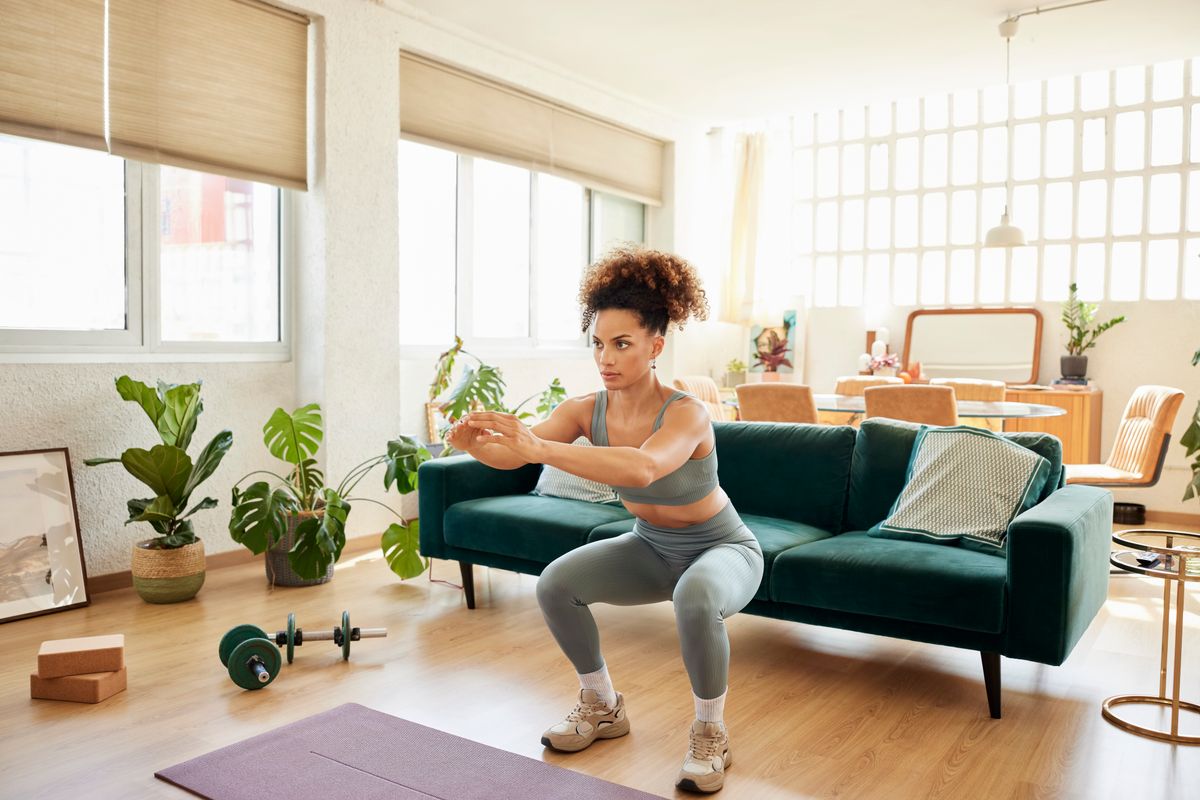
left=835, top=375, right=903, bottom=395
left=864, top=384, right=959, bottom=426
left=672, top=376, right=724, bottom=421
left=734, top=383, right=818, bottom=423
left=1105, top=385, right=1186, bottom=480
left=928, top=378, right=1006, bottom=402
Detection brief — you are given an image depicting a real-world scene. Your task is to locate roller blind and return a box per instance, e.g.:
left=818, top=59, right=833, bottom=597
left=108, top=0, right=309, bottom=190
left=0, top=0, right=106, bottom=151
left=399, top=52, right=664, bottom=206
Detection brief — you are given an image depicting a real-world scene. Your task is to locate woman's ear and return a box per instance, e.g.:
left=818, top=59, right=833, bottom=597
left=652, top=335, right=665, bottom=359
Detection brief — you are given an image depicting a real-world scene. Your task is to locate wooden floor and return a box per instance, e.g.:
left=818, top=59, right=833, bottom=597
left=2, top=527, right=1198, bottom=800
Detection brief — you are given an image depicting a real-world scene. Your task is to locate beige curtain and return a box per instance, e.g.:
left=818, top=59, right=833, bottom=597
left=721, top=132, right=765, bottom=323
left=399, top=51, right=665, bottom=206
left=107, top=0, right=309, bottom=190
left=0, top=0, right=106, bottom=151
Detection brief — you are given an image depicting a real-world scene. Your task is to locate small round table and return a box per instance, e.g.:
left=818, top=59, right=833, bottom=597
left=1104, top=529, right=1200, bottom=744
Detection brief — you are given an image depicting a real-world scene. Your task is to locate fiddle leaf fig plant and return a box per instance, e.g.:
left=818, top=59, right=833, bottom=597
left=84, top=377, right=233, bottom=549
left=1182, top=346, right=1200, bottom=503
left=228, top=403, right=433, bottom=580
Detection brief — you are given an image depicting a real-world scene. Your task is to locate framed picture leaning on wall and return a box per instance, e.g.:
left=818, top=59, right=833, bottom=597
left=0, top=448, right=90, bottom=624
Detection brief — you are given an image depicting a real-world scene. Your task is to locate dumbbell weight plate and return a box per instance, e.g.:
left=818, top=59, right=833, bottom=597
left=342, top=610, right=351, bottom=661
left=227, top=638, right=282, bottom=690
left=219, top=624, right=270, bottom=667
left=287, top=612, right=296, bottom=664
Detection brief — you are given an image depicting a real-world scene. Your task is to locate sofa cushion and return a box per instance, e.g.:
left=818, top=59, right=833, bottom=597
left=444, top=495, right=633, bottom=564
left=589, top=512, right=832, bottom=601
left=713, top=421, right=856, bottom=532
left=846, top=418, right=1064, bottom=531
left=870, top=425, right=1051, bottom=554
left=770, top=531, right=1008, bottom=633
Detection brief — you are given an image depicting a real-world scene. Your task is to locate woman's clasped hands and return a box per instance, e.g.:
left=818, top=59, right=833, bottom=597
left=461, top=411, right=546, bottom=462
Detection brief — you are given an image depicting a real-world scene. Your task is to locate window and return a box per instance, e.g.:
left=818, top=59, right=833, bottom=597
left=398, top=139, right=645, bottom=350
left=0, top=134, right=285, bottom=356
left=790, top=55, right=1200, bottom=305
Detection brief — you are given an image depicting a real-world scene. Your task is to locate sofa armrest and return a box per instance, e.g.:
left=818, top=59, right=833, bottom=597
left=1003, top=485, right=1113, bottom=665
left=417, top=455, right=542, bottom=559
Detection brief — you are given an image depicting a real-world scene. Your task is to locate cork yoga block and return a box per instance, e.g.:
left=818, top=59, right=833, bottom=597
left=30, top=667, right=128, bottom=704
left=37, top=635, right=125, bottom=679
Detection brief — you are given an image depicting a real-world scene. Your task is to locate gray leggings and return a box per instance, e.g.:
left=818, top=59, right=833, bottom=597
left=536, top=502, right=764, bottom=700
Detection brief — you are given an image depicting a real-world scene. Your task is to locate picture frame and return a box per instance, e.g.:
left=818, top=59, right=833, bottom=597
left=749, top=309, right=798, bottom=375
left=0, top=447, right=90, bottom=624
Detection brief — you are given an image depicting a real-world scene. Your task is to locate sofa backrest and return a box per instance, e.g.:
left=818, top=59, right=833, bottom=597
left=844, top=418, right=1065, bottom=532
left=713, top=421, right=856, bottom=532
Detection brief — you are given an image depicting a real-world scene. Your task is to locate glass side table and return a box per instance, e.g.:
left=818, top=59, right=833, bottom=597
left=1104, top=529, right=1200, bottom=744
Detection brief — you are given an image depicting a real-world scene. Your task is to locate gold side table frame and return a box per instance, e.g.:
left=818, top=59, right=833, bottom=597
left=1103, top=529, right=1200, bottom=744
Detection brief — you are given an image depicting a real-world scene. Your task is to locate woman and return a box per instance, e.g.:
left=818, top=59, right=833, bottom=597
left=447, top=246, right=763, bottom=794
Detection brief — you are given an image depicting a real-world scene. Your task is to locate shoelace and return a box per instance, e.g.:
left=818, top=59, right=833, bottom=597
left=689, top=728, right=721, bottom=761
left=566, top=701, right=604, bottom=723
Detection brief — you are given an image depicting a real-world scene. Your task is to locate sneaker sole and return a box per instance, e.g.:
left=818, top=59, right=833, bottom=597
left=541, top=716, right=630, bottom=752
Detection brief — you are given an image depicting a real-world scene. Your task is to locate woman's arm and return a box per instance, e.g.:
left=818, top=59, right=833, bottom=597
left=457, top=396, right=587, bottom=470
left=466, top=397, right=711, bottom=487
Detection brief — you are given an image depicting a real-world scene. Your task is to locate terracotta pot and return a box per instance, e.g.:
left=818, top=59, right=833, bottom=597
left=266, top=510, right=334, bottom=587
left=131, top=538, right=205, bottom=604
left=761, top=371, right=782, bottom=382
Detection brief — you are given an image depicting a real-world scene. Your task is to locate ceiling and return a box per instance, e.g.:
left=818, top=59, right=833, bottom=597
left=393, top=0, right=1200, bottom=124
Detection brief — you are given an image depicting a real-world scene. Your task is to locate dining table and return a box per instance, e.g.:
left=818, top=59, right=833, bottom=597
left=723, top=393, right=1067, bottom=420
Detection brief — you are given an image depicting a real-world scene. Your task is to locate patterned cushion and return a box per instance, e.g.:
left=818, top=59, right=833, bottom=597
left=869, top=425, right=1051, bottom=553
left=531, top=437, right=620, bottom=504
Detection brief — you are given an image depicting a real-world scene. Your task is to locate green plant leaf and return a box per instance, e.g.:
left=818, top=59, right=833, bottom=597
left=287, top=490, right=349, bottom=579
left=383, top=436, right=430, bottom=494
left=229, top=481, right=296, bottom=554
left=181, top=497, right=218, bottom=519
left=430, top=336, right=464, bottom=401
left=126, top=498, right=173, bottom=533
left=382, top=520, right=426, bottom=580
left=158, top=381, right=203, bottom=449
left=536, top=378, right=567, bottom=418
left=442, top=364, right=507, bottom=422
left=116, top=375, right=166, bottom=431
left=84, top=457, right=122, bottom=466
left=263, top=404, right=323, bottom=465
left=160, top=519, right=195, bottom=548
left=182, top=430, right=233, bottom=500
left=121, top=445, right=192, bottom=507
left=288, top=458, right=325, bottom=507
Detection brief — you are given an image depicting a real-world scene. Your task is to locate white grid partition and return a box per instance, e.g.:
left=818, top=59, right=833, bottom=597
left=791, top=56, right=1200, bottom=308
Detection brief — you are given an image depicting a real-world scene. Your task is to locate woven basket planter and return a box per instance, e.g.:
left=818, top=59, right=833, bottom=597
left=131, top=538, right=206, bottom=604
left=266, top=510, right=334, bottom=587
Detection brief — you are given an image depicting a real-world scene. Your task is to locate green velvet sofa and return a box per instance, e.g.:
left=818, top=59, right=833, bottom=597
left=417, top=418, right=1113, bottom=718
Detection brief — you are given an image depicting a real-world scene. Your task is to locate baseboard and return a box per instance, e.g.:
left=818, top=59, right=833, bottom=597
left=87, top=533, right=383, bottom=595
left=1144, top=510, right=1200, bottom=528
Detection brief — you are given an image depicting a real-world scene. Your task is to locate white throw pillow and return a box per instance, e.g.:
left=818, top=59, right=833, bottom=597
left=532, top=436, right=620, bottom=504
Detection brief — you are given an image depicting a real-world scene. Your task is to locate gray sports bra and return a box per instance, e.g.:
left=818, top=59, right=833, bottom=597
left=589, top=390, right=719, bottom=506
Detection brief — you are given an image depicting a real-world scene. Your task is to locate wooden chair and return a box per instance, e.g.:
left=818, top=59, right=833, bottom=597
left=734, top=383, right=818, bottom=423
left=864, top=384, right=959, bottom=427
left=1064, top=385, right=1185, bottom=487
left=929, top=378, right=1006, bottom=432
left=821, top=375, right=904, bottom=426
left=672, top=376, right=737, bottom=421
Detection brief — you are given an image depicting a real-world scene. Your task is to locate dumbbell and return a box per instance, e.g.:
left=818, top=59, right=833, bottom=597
left=269, top=611, right=388, bottom=664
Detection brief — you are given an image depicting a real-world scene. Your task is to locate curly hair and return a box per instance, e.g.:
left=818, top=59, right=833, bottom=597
left=578, top=245, right=709, bottom=335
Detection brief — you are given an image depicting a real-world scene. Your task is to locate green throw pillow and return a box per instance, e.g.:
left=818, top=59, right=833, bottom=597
left=868, top=425, right=1051, bottom=555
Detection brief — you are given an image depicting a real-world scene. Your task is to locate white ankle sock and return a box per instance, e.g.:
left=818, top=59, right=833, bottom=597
left=694, top=690, right=727, bottom=723
left=578, top=664, right=617, bottom=708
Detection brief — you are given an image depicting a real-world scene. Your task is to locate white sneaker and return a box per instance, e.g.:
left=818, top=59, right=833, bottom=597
left=676, top=719, right=731, bottom=793
left=540, top=689, right=629, bottom=753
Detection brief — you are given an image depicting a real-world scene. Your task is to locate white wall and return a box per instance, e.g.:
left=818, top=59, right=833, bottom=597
left=0, top=0, right=693, bottom=577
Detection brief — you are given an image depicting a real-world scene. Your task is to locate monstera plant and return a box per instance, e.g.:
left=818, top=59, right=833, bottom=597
left=228, top=403, right=431, bottom=582
left=1183, top=346, right=1200, bottom=503
left=85, top=377, right=233, bottom=549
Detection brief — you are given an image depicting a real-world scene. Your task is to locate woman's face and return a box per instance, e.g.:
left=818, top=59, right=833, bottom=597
left=592, top=308, right=663, bottom=389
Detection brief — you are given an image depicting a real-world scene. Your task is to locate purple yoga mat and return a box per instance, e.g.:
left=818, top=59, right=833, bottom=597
left=156, top=703, right=663, bottom=799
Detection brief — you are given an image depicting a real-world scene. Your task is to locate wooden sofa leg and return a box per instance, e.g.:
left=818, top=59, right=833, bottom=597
left=459, top=561, right=476, bottom=609
left=981, top=651, right=1001, bottom=719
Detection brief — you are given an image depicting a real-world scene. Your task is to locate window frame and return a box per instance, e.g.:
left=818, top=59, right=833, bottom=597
left=0, top=156, right=291, bottom=363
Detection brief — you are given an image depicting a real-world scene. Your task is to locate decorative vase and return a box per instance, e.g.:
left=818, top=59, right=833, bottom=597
left=266, top=510, right=334, bottom=587
left=874, top=367, right=898, bottom=377
left=131, top=538, right=205, bottom=604
left=725, top=370, right=746, bottom=388
left=761, top=371, right=782, bottom=382
left=1060, top=355, right=1088, bottom=380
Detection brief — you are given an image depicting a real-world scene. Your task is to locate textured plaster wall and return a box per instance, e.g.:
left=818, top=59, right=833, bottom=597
left=0, top=364, right=293, bottom=575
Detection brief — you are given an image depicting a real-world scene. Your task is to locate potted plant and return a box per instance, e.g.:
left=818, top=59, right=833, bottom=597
left=724, top=358, right=747, bottom=388
left=429, top=336, right=566, bottom=451
left=1060, top=282, right=1126, bottom=380
left=84, top=377, right=232, bottom=604
left=228, top=403, right=432, bottom=585
left=752, top=337, right=792, bottom=381
left=1183, top=346, right=1200, bottom=502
